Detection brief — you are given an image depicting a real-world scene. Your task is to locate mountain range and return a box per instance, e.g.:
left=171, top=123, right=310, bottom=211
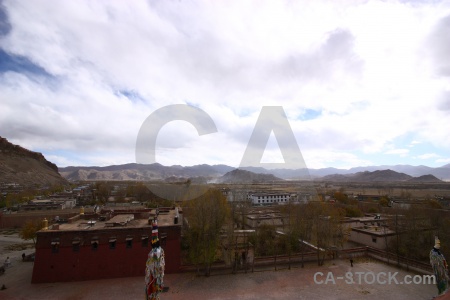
left=1, top=136, right=448, bottom=185
left=58, top=162, right=450, bottom=182
left=320, top=170, right=442, bottom=183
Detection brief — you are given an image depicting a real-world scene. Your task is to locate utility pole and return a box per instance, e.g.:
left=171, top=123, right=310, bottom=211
left=395, top=214, right=399, bottom=267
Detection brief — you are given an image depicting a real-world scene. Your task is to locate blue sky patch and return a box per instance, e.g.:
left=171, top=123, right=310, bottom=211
left=300, top=109, right=322, bottom=120
left=115, top=89, right=146, bottom=103
left=0, top=48, right=52, bottom=77
left=0, top=3, right=11, bottom=37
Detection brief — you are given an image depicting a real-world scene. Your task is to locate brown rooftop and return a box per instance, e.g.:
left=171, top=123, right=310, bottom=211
left=44, top=207, right=182, bottom=232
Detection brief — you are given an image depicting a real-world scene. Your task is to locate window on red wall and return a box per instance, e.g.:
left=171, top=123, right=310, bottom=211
left=51, top=241, right=60, bottom=253
left=72, top=240, right=80, bottom=252
left=126, top=237, right=133, bottom=249
left=160, top=233, right=167, bottom=247
left=141, top=236, right=149, bottom=247
left=91, top=240, right=99, bottom=250
left=109, top=238, right=116, bottom=249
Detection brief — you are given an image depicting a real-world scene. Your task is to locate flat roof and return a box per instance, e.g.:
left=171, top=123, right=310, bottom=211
left=250, top=193, right=291, bottom=196
left=247, top=213, right=284, bottom=220
left=46, top=208, right=181, bottom=232
left=352, top=226, right=396, bottom=236
left=31, top=200, right=54, bottom=203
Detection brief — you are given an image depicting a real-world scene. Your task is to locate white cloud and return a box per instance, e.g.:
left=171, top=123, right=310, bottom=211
left=303, top=149, right=373, bottom=170
left=409, top=140, right=422, bottom=147
left=436, top=158, right=450, bottom=164
left=1, top=1, right=450, bottom=168
left=415, top=153, right=440, bottom=160
left=384, top=149, right=410, bottom=157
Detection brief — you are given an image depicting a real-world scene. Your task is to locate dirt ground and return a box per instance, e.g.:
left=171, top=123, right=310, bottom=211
left=0, top=231, right=441, bottom=300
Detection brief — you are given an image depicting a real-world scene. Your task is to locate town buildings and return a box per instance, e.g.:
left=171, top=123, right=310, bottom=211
left=20, top=198, right=77, bottom=211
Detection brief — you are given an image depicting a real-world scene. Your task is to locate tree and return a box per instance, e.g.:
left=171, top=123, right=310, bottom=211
left=400, top=190, right=412, bottom=200
left=19, top=220, right=43, bottom=245
left=307, top=202, right=345, bottom=266
left=225, top=187, right=253, bottom=273
left=287, top=203, right=313, bottom=268
left=426, top=199, right=443, bottom=209
left=183, top=189, right=230, bottom=276
left=95, top=182, right=112, bottom=204
left=253, top=223, right=277, bottom=257
left=128, top=183, right=152, bottom=202
left=388, top=206, right=436, bottom=263
left=115, top=186, right=127, bottom=203
left=342, top=205, right=363, bottom=217
left=334, top=191, right=348, bottom=204
left=5, top=189, right=37, bottom=208
left=379, top=196, right=389, bottom=207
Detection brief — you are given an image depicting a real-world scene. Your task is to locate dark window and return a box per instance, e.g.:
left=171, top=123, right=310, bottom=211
left=51, top=241, right=59, bottom=253
left=72, top=241, right=80, bottom=252
left=160, top=233, right=167, bottom=246
left=91, top=241, right=99, bottom=250
left=126, top=238, right=133, bottom=248
left=109, top=238, right=116, bottom=249
left=372, top=237, right=377, bottom=243
left=142, top=236, right=149, bottom=247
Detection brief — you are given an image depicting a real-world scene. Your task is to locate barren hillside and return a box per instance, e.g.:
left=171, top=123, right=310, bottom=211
left=0, top=137, right=67, bottom=186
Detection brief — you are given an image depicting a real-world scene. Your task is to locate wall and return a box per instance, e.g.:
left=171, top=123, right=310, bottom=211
left=349, top=229, right=395, bottom=250
left=0, top=210, right=78, bottom=228
left=31, top=225, right=181, bottom=283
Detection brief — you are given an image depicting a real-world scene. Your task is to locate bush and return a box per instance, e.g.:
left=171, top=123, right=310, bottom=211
left=379, top=197, right=389, bottom=207
left=345, top=206, right=363, bottom=217
left=367, top=207, right=379, bottom=214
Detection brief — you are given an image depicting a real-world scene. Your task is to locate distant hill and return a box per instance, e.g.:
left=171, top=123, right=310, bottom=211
left=309, top=164, right=450, bottom=180
left=319, top=169, right=446, bottom=183
left=59, top=162, right=450, bottom=182
left=407, top=174, right=443, bottom=183
left=355, top=170, right=412, bottom=182
left=59, top=163, right=226, bottom=181
left=321, top=169, right=412, bottom=182
left=216, top=169, right=283, bottom=184
left=0, top=137, right=67, bottom=186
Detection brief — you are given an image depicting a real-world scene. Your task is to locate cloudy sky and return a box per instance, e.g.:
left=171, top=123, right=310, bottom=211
left=1, top=0, right=450, bottom=170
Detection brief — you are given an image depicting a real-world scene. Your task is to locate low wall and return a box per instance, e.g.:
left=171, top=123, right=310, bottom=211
left=181, top=246, right=434, bottom=276
left=366, top=247, right=433, bottom=275
left=0, top=210, right=79, bottom=229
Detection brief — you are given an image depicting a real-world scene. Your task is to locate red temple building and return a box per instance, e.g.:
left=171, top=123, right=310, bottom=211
left=31, top=207, right=181, bottom=283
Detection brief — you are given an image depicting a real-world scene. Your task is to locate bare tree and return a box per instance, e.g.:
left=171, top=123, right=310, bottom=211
left=307, top=202, right=345, bottom=266
left=183, top=189, right=230, bottom=276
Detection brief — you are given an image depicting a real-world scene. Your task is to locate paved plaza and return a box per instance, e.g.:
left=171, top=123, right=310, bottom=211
left=0, top=232, right=442, bottom=299
left=0, top=249, right=440, bottom=299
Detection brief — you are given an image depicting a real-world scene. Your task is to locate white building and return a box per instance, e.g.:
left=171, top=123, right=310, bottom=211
left=248, top=192, right=291, bottom=205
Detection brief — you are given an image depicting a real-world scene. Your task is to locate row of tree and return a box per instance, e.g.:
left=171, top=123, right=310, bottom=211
left=385, top=206, right=450, bottom=263
left=182, top=186, right=450, bottom=275
left=182, top=188, right=349, bottom=275
left=0, top=184, right=68, bottom=209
